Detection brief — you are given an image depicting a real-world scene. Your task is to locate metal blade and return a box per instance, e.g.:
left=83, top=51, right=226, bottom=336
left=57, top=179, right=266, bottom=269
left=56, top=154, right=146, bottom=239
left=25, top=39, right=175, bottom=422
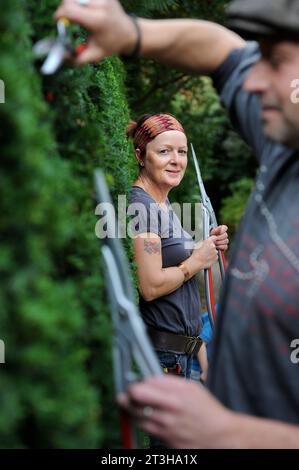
left=41, top=41, right=68, bottom=75
left=33, top=38, right=55, bottom=58
left=190, top=143, right=208, bottom=203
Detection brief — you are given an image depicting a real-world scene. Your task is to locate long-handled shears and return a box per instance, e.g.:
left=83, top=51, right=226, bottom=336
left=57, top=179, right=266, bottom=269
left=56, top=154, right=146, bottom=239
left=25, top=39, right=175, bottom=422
left=190, top=144, right=227, bottom=328
left=94, top=170, right=162, bottom=449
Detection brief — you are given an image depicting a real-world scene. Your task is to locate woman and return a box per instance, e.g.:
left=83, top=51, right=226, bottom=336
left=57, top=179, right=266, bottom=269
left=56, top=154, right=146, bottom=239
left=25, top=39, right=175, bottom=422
left=127, top=113, right=228, bottom=379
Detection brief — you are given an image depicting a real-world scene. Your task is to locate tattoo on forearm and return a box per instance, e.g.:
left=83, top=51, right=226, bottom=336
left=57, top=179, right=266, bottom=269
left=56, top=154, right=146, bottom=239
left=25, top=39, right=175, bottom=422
left=144, top=240, right=161, bottom=255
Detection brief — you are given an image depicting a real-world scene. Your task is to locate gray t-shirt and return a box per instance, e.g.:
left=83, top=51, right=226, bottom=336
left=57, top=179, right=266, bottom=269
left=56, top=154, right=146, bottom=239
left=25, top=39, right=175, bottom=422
left=208, top=43, right=299, bottom=423
left=129, top=186, right=202, bottom=337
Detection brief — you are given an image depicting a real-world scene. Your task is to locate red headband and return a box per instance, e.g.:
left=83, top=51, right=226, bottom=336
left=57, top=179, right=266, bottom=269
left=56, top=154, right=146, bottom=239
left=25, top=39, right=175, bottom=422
left=134, top=114, right=185, bottom=153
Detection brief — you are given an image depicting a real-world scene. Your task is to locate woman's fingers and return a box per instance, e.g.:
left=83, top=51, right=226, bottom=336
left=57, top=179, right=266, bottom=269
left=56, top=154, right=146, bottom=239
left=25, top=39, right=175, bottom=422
left=210, top=225, right=228, bottom=236
left=210, top=226, right=229, bottom=251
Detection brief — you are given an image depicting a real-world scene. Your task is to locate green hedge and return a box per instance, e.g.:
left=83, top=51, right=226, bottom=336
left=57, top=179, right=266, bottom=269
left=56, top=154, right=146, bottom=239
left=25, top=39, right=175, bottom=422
left=0, top=0, right=134, bottom=448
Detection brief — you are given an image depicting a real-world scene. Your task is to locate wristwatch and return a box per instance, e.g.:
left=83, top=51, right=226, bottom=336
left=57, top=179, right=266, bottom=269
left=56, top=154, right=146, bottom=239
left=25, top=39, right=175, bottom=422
left=178, top=261, right=190, bottom=282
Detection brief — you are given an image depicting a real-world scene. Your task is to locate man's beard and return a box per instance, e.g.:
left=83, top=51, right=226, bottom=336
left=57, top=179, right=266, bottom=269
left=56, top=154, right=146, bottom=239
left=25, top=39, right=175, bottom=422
left=263, top=117, right=299, bottom=149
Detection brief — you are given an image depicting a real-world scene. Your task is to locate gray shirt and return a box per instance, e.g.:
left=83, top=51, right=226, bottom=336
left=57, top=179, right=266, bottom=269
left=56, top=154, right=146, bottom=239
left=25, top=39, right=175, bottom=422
left=208, top=43, right=299, bottom=423
left=129, top=186, right=202, bottom=337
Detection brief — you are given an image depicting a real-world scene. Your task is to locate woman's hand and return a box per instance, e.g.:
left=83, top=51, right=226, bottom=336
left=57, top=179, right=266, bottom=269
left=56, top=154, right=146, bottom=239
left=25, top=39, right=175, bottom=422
left=200, top=370, right=208, bottom=384
left=186, top=236, right=218, bottom=276
left=210, top=225, right=229, bottom=251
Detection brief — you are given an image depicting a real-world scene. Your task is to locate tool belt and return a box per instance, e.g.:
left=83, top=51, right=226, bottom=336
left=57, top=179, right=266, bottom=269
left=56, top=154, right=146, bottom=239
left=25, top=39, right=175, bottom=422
left=147, top=328, right=202, bottom=355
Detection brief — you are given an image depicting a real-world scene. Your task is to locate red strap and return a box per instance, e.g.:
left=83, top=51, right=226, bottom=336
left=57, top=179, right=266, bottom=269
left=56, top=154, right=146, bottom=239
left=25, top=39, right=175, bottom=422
left=120, top=410, right=134, bottom=449
left=208, top=267, right=217, bottom=323
left=176, top=363, right=182, bottom=375
left=220, top=250, right=227, bottom=272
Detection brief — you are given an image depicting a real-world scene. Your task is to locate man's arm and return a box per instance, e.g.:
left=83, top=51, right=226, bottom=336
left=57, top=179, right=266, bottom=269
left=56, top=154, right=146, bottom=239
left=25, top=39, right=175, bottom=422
left=138, top=19, right=245, bottom=74
left=118, top=375, right=299, bottom=449
left=55, top=0, right=245, bottom=73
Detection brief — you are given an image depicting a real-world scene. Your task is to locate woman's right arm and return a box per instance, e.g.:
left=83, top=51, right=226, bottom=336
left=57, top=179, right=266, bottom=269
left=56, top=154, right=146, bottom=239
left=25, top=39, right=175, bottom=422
left=134, top=233, right=217, bottom=302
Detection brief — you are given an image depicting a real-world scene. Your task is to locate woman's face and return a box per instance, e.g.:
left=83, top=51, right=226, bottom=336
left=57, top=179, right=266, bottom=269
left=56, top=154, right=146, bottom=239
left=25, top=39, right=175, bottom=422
left=140, top=130, right=188, bottom=190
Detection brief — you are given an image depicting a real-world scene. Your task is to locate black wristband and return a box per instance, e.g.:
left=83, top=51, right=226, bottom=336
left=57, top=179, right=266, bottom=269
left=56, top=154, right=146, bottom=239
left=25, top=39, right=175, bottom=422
left=121, top=14, right=141, bottom=61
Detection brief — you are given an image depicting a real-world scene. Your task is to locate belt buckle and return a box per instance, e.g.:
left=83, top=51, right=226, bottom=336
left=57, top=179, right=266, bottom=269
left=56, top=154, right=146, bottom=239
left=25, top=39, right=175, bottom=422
left=185, top=337, right=197, bottom=355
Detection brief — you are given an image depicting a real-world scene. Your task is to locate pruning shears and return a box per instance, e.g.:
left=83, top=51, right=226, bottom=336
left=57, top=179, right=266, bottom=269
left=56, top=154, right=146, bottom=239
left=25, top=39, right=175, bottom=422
left=190, top=144, right=227, bottom=328
left=94, top=170, right=162, bottom=449
left=33, top=18, right=86, bottom=75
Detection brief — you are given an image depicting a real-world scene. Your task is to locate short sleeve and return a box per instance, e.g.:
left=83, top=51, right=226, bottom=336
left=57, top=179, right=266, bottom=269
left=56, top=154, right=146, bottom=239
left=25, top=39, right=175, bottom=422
left=127, top=200, right=161, bottom=237
left=211, top=42, right=270, bottom=162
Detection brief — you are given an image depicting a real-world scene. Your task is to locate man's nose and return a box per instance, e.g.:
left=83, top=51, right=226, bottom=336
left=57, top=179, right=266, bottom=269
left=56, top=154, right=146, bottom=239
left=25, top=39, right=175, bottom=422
left=244, top=59, right=272, bottom=94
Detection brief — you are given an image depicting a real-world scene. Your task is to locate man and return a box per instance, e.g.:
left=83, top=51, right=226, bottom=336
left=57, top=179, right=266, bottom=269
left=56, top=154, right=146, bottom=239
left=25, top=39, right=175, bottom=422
left=55, top=0, right=299, bottom=447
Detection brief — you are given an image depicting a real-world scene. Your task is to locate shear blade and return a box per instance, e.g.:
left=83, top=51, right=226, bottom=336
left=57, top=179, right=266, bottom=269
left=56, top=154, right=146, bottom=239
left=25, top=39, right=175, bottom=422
left=41, top=42, right=68, bottom=75
left=33, top=38, right=56, bottom=58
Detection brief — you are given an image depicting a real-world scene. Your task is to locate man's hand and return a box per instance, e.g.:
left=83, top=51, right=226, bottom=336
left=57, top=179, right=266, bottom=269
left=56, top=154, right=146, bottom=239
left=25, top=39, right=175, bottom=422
left=117, top=375, right=233, bottom=449
left=118, top=374, right=299, bottom=448
left=54, top=0, right=137, bottom=64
